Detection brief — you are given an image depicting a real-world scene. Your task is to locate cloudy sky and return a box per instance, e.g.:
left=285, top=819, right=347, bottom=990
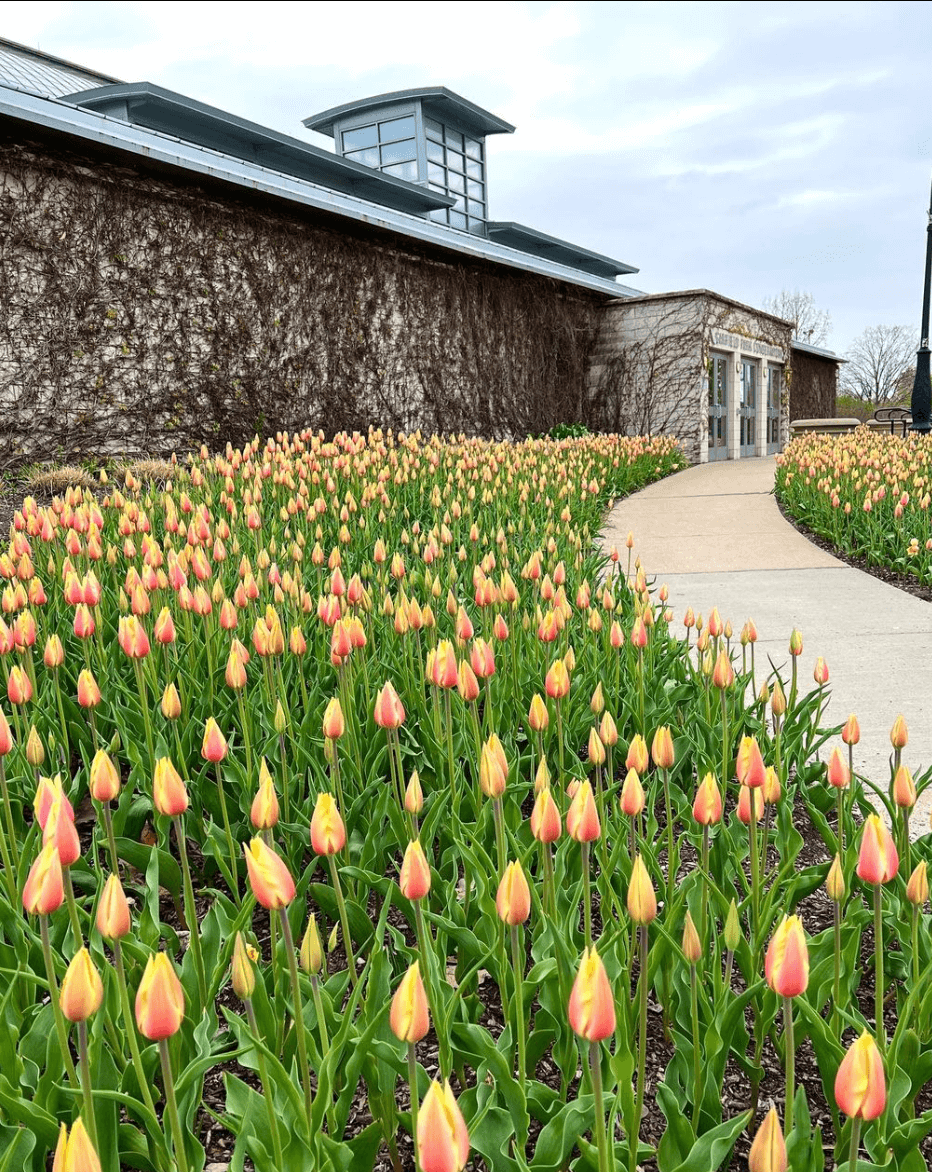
left=3, top=0, right=931, bottom=355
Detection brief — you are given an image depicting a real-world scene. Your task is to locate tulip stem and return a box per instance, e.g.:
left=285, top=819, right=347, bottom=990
left=415, top=899, right=450, bottom=1081
left=541, top=843, right=555, bottom=920
left=39, top=916, right=79, bottom=1088
left=173, top=816, right=208, bottom=1009
left=912, top=904, right=920, bottom=993
left=244, top=998, right=285, bottom=1168
left=444, top=689, right=457, bottom=813
left=631, top=924, right=648, bottom=1172
left=77, top=1020, right=99, bottom=1152
left=328, top=856, right=357, bottom=988
left=310, top=973, right=330, bottom=1056
left=848, top=1117, right=861, bottom=1168
left=837, top=786, right=845, bottom=859
left=213, top=763, right=240, bottom=906
left=63, top=868, right=84, bottom=949
left=833, top=903, right=842, bottom=1037
left=510, top=924, right=526, bottom=1086
left=748, top=800, right=760, bottom=953
left=590, top=1041, right=612, bottom=1172
left=700, top=825, right=710, bottom=954
left=874, top=884, right=885, bottom=1054
left=662, top=768, right=674, bottom=913
left=100, top=802, right=120, bottom=876
left=581, top=842, right=592, bottom=949
left=236, top=690, right=254, bottom=791
left=133, top=659, right=155, bottom=768
left=0, top=763, right=18, bottom=904
left=407, top=1042, right=420, bottom=1171
left=783, top=996, right=795, bottom=1133
left=113, top=939, right=160, bottom=1122
left=158, top=1037, right=190, bottom=1172
left=690, top=964, right=701, bottom=1135
left=492, top=797, right=506, bottom=878
left=278, top=909, right=315, bottom=1142
left=720, top=689, right=729, bottom=800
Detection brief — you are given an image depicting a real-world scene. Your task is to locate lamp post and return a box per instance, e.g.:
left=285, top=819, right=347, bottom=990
left=910, top=177, right=932, bottom=433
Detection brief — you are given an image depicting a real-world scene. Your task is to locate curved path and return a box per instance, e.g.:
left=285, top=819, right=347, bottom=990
left=601, top=456, right=932, bottom=824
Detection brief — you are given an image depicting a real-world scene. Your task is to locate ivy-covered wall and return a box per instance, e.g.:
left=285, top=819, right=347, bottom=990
left=0, top=124, right=610, bottom=467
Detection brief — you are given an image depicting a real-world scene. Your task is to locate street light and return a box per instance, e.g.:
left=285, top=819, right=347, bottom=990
left=910, top=177, right=932, bottom=433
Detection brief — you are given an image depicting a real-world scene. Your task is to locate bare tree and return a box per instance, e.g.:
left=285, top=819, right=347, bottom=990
left=841, top=324, right=918, bottom=404
left=761, top=289, right=832, bottom=347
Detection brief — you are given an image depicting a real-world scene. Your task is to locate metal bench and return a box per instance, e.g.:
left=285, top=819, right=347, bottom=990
left=873, top=405, right=912, bottom=435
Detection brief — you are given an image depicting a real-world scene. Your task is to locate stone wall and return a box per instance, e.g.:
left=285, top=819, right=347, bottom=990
left=0, top=124, right=609, bottom=468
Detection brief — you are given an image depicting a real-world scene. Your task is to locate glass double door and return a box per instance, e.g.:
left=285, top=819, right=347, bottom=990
left=739, top=360, right=758, bottom=457
left=708, top=354, right=728, bottom=461
left=766, top=366, right=782, bottom=454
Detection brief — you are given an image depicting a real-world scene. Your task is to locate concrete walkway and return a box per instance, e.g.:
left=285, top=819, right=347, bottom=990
left=601, top=457, right=932, bottom=824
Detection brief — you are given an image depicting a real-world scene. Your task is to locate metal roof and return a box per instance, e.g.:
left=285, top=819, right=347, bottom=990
left=0, top=83, right=640, bottom=299
left=792, top=339, right=844, bottom=362
left=64, top=82, right=454, bottom=217
left=0, top=36, right=117, bottom=99
left=486, top=222, right=637, bottom=278
left=304, top=86, right=515, bottom=139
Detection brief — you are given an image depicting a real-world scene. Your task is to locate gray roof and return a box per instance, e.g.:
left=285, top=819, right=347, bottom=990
left=305, top=86, right=515, bottom=139
left=0, top=36, right=117, bottom=98
left=791, top=339, right=844, bottom=362
left=486, top=222, right=637, bottom=278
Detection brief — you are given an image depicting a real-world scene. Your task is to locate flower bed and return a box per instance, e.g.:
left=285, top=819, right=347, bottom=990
left=1, top=429, right=930, bottom=1172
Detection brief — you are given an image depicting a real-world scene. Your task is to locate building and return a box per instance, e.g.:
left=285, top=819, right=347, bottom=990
left=0, top=37, right=838, bottom=467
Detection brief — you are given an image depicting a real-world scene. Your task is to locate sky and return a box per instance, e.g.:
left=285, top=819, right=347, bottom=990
left=3, top=0, right=932, bottom=356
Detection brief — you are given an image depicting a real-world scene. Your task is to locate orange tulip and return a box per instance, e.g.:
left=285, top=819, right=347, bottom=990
left=135, top=952, right=185, bottom=1040
left=89, top=749, right=120, bottom=803
left=627, top=854, right=656, bottom=925
left=682, top=911, right=702, bottom=965
left=835, top=1031, right=886, bottom=1120
left=418, top=1080, right=469, bottom=1172
left=322, top=697, right=344, bottom=740
left=893, top=764, right=917, bottom=810
left=373, top=681, right=405, bottom=729
left=748, top=1105, right=787, bottom=1172
left=495, top=860, right=531, bottom=925
left=826, top=854, right=846, bottom=903
left=625, top=734, right=649, bottom=774
left=76, top=669, right=101, bottom=709
left=890, top=714, right=908, bottom=750
left=160, top=682, right=182, bottom=720
left=856, top=814, right=898, bottom=885
left=479, top=739, right=507, bottom=799
left=692, top=772, right=722, bottom=825
left=60, top=947, right=104, bottom=1023
left=96, top=872, right=131, bottom=939
left=826, top=747, right=850, bottom=789
left=650, top=726, right=674, bottom=770
left=310, top=793, right=346, bottom=856
left=619, top=767, right=645, bottom=817
left=712, top=649, right=735, bottom=689
left=736, top=735, right=766, bottom=788
left=788, top=628, right=803, bottom=656
left=765, top=915, right=809, bottom=998
left=153, top=757, right=188, bottom=817
left=907, top=860, right=929, bottom=906
left=528, top=693, right=549, bottom=731
left=813, top=656, right=829, bottom=685
left=530, top=787, right=561, bottom=843
left=736, top=784, right=764, bottom=825
left=842, top=714, right=860, bottom=745
left=404, top=770, right=424, bottom=815
left=399, top=839, right=431, bottom=901
left=250, top=760, right=279, bottom=830
left=244, top=837, right=296, bottom=910
left=390, top=961, right=430, bottom=1043
left=53, top=1118, right=102, bottom=1172
left=567, top=945, right=616, bottom=1041
left=201, top=717, right=228, bottom=763
left=22, top=841, right=64, bottom=915
left=44, top=798, right=80, bottom=867
left=230, top=932, right=257, bottom=1000
left=566, top=779, right=600, bottom=842
left=544, top=657, right=569, bottom=700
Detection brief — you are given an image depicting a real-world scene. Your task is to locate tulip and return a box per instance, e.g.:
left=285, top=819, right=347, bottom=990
left=96, top=872, right=131, bottom=940
left=893, top=764, right=916, bottom=809
left=76, top=669, right=101, bottom=709
left=836, top=1031, right=886, bottom=1164
left=390, top=960, right=430, bottom=1043
left=201, top=717, right=228, bottom=763
left=857, top=814, right=898, bottom=885
left=24, top=724, right=44, bottom=767
left=907, top=859, right=928, bottom=988
left=60, top=947, right=103, bottom=1023
left=479, top=738, right=507, bottom=800
left=44, top=797, right=80, bottom=868
left=22, top=840, right=64, bottom=916
left=135, top=952, right=185, bottom=1041
left=373, top=680, right=405, bottom=729
left=620, top=767, right=645, bottom=818
left=496, top=860, right=530, bottom=926
left=89, top=749, right=120, bottom=803
left=53, top=1119, right=102, bottom=1172
left=568, top=946, right=616, bottom=1041
left=322, top=696, right=344, bottom=740
left=160, top=682, right=182, bottom=720
left=827, top=745, right=850, bottom=858
left=736, top=783, right=764, bottom=825
left=404, top=770, right=424, bottom=816
left=890, top=713, right=908, bottom=750
left=544, top=657, right=569, bottom=699
left=692, top=772, right=722, bottom=825
left=530, top=786, right=561, bottom=844
left=650, top=725, right=674, bottom=770
left=399, top=839, right=432, bottom=901
left=310, top=792, right=346, bottom=856
left=300, top=914, right=324, bottom=975
left=153, top=757, right=188, bottom=817
left=711, top=648, right=734, bottom=689
left=250, top=760, right=279, bottom=831
left=748, top=1106, right=787, bottom=1172
left=418, top=1080, right=469, bottom=1172
left=627, top=854, right=656, bottom=925
left=765, top=915, right=809, bottom=999
left=244, top=837, right=295, bottom=910
left=626, top=733, right=648, bottom=774
left=527, top=693, right=549, bottom=732
left=230, top=932, right=257, bottom=1000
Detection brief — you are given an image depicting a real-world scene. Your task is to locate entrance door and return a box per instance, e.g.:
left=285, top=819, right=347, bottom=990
left=708, top=354, right=728, bottom=461
left=766, top=366, right=781, bottom=454
left=739, top=361, right=757, bottom=457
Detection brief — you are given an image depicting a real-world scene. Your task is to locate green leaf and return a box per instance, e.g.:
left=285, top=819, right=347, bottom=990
left=666, top=1110, right=751, bottom=1172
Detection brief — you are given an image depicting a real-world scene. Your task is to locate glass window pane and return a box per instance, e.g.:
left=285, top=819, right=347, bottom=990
left=383, top=160, right=418, bottom=181
left=468, top=217, right=485, bottom=235
left=466, top=158, right=483, bottom=180
left=446, top=149, right=464, bottom=173
left=464, top=137, right=481, bottom=160
left=452, top=194, right=466, bottom=211
left=466, top=198, right=484, bottom=217
left=444, top=126, right=463, bottom=149
left=428, top=162, right=446, bottom=185
left=447, top=171, right=465, bottom=193
left=345, top=146, right=380, bottom=168
left=342, top=124, right=377, bottom=151
left=426, top=139, right=444, bottom=163
left=428, top=181, right=447, bottom=194
left=380, top=139, right=416, bottom=165
left=466, top=179, right=483, bottom=199
left=424, top=117, right=443, bottom=140
left=379, top=115, right=415, bottom=142
left=449, top=210, right=467, bottom=229
left=427, top=207, right=448, bottom=223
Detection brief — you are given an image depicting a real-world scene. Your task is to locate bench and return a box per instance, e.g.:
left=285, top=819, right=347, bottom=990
left=872, top=405, right=912, bottom=436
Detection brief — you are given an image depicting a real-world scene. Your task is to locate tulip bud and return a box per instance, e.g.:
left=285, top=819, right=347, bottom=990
left=300, top=914, right=324, bottom=974
left=97, top=872, right=131, bottom=939
left=712, top=649, right=735, bottom=690
left=626, top=734, right=648, bottom=774
left=534, top=755, right=551, bottom=794
left=89, top=749, right=120, bottom=803
left=390, top=960, right=430, bottom=1043
left=770, top=680, right=786, bottom=717
left=590, top=682, right=604, bottom=715
left=374, top=681, right=405, bottom=729
left=201, top=717, right=228, bottom=763
left=627, top=854, right=656, bottom=925
left=762, top=766, right=781, bottom=805
left=418, top=1080, right=470, bottom=1172
left=788, top=628, right=803, bottom=656
left=587, top=727, right=605, bottom=767
left=765, top=914, right=809, bottom=998
left=60, top=946, right=104, bottom=1023
left=682, top=911, right=702, bottom=964
left=530, top=786, right=561, bottom=843
left=736, top=783, right=764, bottom=825
left=813, top=656, right=829, bottom=685
left=496, top=860, right=531, bottom=925
left=650, top=726, right=674, bottom=770
left=231, top=932, right=258, bottom=999
left=399, top=839, right=431, bottom=901
left=890, top=714, right=908, bottom=750
left=568, top=946, right=616, bottom=1041
left=893, top=764, right=917, bottom=810
left=857, top=814, right=898, bottom=885
left=244, top=837, right=296, bottom=909
left=835, top=1031, right=886, bottom=1120
left=250, top=759, right=279, bottom=830
left=724, top=899, right=742, bottom=951
left=826, top=854, right=845, bottom=903
left=22, top=841, right=64, bottom=915
left=405, top=770, right=424, bottom=815
left=907, top=860, right=928, bottom=906
left=310, top=792, right=346, bottom=856
left=566, top=779, right=600, bottom=842
left=692, top=772, right=722, bottom=825
left=544, top=657, right=570, bottom=700
left=619, top=768, right=645, bottom=817
left=842, top=714, right=860, bottom=745
left=599, top=711, right=618, bottom=748
left=748, top=1105, right=787, bottom=1172
left=736, top=735, right=766, bottom=788
left=44, top=797, right=80, bottom=866
left=76, top=668, right=101, bottom=708
left=160, top=681, right=182, bottom=720
left=25, top=724, right=44, bottom=767
left=53, top=1119, right=102, bottom=1172
left=528, top=693, right=549, bottom=732
left=0, top=709, right=12, bottom=756
left=479, top=739, right=507, bottom=799
left=135, top=952, right=185, bottom=1040
left=153, top=756, right=188, bottom=817
left=826, top=747, right=850, bottom=789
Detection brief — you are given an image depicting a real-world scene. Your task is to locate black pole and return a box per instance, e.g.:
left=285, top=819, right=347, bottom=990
left=910, top=177, right=932, bottom=433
